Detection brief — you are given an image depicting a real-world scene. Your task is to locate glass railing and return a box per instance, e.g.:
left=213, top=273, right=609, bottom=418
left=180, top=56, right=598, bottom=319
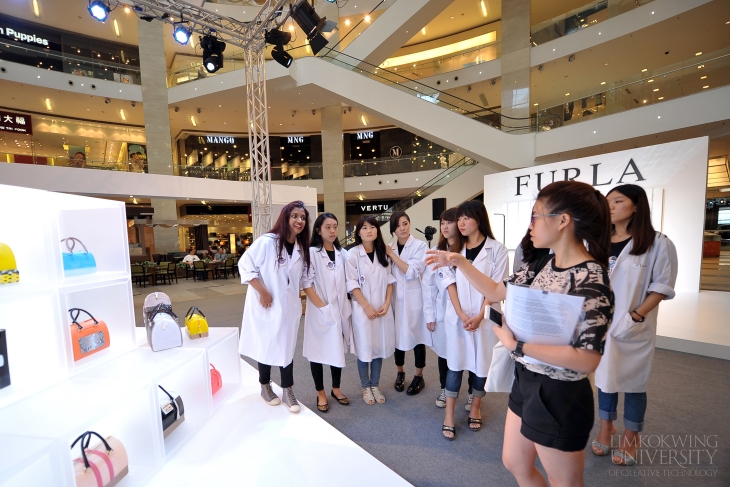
left=339, top=155, right=478, bottom=247
left=324, top=0, right=398, bottom=54
left=535, top=47, right=730, bottom=131
left=0, top=41, right=142, bottom=84
left=320, top=49, right=534, bottom=133
left=380, top=41, right=501, bottom=80
left=0, top=157, right=148, bottom=172
left=530, top=0, right=654, bottom=46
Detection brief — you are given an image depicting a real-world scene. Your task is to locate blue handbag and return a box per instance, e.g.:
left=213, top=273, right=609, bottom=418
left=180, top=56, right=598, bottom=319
left=61, top=237, right=97, bottom=276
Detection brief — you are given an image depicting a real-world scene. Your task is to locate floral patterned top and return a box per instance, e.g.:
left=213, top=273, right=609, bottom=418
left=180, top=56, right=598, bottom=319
left=505, top=256, right=614, bottom=381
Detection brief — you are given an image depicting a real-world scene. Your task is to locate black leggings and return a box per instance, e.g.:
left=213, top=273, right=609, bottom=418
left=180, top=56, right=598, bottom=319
left=258, top=361, right=294, bottom=389
left=310, top=362, right=342, bottom=391
left=395, top=344, right=426, bottom=369
left=437, top=356, right=474, bottom=393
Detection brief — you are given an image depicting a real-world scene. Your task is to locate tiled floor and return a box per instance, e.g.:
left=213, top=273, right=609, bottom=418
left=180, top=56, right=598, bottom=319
left=132, top=275, right=246, bottom=306
left=701, top=248, right=730, bottom=292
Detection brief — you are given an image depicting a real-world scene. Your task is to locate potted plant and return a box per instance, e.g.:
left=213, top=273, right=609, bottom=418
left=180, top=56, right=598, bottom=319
left=175, top=261, right=188, bottom=278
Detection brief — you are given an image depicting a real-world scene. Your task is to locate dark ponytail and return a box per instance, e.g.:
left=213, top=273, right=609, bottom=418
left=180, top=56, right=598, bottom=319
left=537, top=180, right=611, bottom=268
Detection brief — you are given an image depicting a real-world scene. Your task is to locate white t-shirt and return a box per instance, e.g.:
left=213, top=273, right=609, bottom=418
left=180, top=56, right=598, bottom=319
left=182, top=254, right=200, bottom=265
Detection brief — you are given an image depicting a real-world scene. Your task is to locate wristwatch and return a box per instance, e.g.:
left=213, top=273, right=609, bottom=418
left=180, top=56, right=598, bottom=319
left=511, top=341, right=525, bottom=359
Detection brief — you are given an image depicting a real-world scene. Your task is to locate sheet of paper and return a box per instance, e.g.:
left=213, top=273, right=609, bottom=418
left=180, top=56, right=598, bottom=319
left=504, top=283, right=586, bottom=367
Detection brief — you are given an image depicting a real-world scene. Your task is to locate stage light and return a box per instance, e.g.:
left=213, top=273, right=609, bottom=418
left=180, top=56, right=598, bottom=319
left=200, top=35, right=226, bottom=73
left=266, top=28, right=293, bottom=68
left=173, top=24, right=192, bottom=45
left=291, top=0, right=337, bottom=55
left=88, top=1, right=110, bottom=22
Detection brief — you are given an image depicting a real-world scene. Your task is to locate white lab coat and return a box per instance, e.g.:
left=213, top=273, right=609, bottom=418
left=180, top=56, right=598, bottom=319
left=422, top=264, right=450, bottom=358
left=302, top=246, right=353, bottom=368
left=346, top=245, right=396, bottom=362
left=441, top=238, right=509, bottom=377
left=238, top=234, right=308, bottom=367
left=389, top=235, right=432, bottom=351
left=595, top=233, right=678, bottom=393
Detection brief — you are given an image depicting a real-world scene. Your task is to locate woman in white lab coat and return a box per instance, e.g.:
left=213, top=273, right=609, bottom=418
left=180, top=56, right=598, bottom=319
left=302, top=213, right=353, bottom=413
left=385, top=211, right=431, bottom=395
left=239, top=201, right=311, bottom=414
left=593, top=184, right=678, bottom=466
left=439, top=200, right=509, bottom=440
left=346, top=215, right=395, bottom=406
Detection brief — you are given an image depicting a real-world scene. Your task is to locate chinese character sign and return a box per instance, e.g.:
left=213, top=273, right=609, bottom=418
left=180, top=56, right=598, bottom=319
left=0, top=111, right=32, bottom=135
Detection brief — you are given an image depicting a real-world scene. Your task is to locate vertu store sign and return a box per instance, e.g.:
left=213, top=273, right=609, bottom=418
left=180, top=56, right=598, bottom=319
left=483, top=137, right=709, bottom=293
left=0, top=111, right=32, bottom=135
left=0, top=26, right=49, bottom=46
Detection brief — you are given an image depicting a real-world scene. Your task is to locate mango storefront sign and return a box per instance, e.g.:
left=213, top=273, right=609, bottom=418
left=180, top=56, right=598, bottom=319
left=483, top=137, right=709, bottom=293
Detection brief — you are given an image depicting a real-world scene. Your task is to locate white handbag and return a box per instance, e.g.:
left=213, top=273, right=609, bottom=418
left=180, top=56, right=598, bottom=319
left=485, top=341, right=515, bottom=393
left=143, top=292, right=182, bottom=352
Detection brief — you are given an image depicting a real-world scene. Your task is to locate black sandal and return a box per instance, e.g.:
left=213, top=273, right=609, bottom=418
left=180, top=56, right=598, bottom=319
left=330, top=390, right=350, bottom=405
left=442, top=425, right=456, bottom=441
left=467, top=417, right=482, bottom=432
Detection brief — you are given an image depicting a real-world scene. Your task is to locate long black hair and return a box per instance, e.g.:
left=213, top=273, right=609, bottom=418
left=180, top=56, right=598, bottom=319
left=268, top=200, right=311, bottom=270
left=456, top=200, right=495, bottom=240
left=437, top=207, right=465, bottom=253
left=354, top=215, right=389, bottom=267
left=310, top=212, right=342, bottom=250
left=607, top=184, right=656, bottom=255
left=538, top=180, right=612, bottom=268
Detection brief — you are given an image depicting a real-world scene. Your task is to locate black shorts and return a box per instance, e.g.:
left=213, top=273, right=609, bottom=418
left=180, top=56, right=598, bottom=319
left=508, top=363, right=594, bottom=452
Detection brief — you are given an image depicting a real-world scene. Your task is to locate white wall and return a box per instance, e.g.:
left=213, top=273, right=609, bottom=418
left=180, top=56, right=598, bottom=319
left=483, top=137, right=709, bottom=293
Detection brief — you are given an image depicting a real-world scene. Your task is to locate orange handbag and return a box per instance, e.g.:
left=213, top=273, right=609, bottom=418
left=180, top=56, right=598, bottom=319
left=210, top=363, right=222, bottom=395
left=69, top=308, right=110, bottom=362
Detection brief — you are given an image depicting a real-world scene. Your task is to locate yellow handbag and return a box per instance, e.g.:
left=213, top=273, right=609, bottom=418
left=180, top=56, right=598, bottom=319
left=184, top=306, right=208, bottom=339
left=0, top=243, right=19, bottom=284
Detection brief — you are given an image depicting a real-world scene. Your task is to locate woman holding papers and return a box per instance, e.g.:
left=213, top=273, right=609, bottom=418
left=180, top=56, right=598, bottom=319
left=592, top=184, right=678, bottom=466
left=425, top=180, right=614, bottom=486
left=302, top=213, right=353, bottom=413
left=439, top=201, right=509, bottom=440
left=346, top=215, right=396, bottom=405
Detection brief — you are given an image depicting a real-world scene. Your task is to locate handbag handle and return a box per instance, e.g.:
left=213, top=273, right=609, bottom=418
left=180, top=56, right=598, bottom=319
left=71, top=431, right=113, bottom=470
left=147, top=303, right=177, bottom=323
left=69, top=308, right=98, bottom=331
left=158, top=384, right=179, bottom=418
left=61, top=237, right=89, bottom=255
left=185, top=306, right=205, bottom=319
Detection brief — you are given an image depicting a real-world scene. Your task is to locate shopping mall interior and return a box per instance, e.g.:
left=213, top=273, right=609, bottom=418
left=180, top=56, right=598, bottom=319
left=0, top=1, right=729, bottom=486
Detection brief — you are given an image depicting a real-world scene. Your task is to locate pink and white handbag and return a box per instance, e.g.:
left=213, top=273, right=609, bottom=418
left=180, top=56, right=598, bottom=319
left=71, top=431, right=128, bottom=487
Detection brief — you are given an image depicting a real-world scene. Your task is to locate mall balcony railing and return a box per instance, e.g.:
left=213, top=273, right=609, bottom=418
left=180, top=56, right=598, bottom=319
left=339, top=154, right=478, bottom=248
left=0, top=41, right=142, bottom=84
left=534, top=47, right=730, bottom=132
left=529, top=0, right=654, bottom=46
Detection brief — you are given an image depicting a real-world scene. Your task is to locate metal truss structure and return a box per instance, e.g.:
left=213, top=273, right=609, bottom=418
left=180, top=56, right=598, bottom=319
left=114, top=0, right=295, bottom=237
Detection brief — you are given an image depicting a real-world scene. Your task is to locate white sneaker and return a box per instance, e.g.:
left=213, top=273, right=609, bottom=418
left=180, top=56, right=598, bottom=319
left=464, top=393, right=474, bottom=411
left=282, top=387, right=301, bottom=413
left=261, top=382, right=280, bottom=406
left=435, top=389, right=446, bottom=408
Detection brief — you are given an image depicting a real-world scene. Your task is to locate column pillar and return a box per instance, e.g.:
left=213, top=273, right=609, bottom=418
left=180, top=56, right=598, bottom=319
left=500, top=0, right=531, bottom=134
left=137, top=19, right=179, bottom=254
left=321, top=106, right=346, bottom=240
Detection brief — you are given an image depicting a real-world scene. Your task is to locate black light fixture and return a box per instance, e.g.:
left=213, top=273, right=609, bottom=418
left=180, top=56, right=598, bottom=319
left=291, top=0, right=337, bottom=55
left=200, top=35, right=226, bottom=73
left=266, top=28, right=293, bottom=68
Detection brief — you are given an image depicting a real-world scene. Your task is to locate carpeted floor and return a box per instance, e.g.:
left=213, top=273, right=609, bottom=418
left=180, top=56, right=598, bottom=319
left=134, top=282, right=730, bottom=487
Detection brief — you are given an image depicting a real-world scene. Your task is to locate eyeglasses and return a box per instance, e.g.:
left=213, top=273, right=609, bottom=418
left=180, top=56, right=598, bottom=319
left=530, top=213, right=580, bottom=224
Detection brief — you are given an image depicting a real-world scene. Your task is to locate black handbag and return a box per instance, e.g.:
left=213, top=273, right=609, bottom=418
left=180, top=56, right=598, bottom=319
left=0, top=329, right=9, bottom=389
left=159, top=385, right=185, bottom=437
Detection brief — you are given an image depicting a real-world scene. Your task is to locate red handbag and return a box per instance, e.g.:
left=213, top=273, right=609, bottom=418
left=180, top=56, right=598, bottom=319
left=210, top=363, right=222, bottom=395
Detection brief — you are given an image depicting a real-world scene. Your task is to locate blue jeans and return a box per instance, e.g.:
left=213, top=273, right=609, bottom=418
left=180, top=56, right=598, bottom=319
left=357, top=358, right=383, bottom=388
left=444, top=369, right=486, bottom=399
left=597, top=388, right=647, bottom=432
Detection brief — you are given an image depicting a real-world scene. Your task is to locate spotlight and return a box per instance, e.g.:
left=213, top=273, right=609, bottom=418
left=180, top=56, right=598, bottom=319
left=200, top=36, right=225, bottom=73
left=568, top=55, right=575, bottom=62
left=88, top=1, right=110, bottom=22
left=291, top=0, right=337, bottom=55
left=265, top=29, right=293, bottom=68
left=104, top=98, right=111, bottom=104
left=173, top=24, right=192, bottom=45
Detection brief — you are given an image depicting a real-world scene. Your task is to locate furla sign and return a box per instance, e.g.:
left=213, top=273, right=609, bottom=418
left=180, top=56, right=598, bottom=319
left=514, top=159, right=645, bottom=196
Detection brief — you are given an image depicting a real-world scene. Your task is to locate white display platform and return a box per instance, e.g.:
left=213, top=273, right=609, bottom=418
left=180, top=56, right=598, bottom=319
left=144, top=360, right=412, bottom=487
left=656, top=291, right=730, bottom=360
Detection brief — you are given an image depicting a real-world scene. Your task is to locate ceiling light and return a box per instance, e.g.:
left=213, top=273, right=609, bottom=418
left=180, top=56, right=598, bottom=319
left=533, top=103, right=538, bottom=106
left=124, top=6, right=130, bottom=13
left=600, top=81, right=606, bottom=85
left=641, top=68, right=647, bottom=72
left=44, top=98, right=52, bottom=111
left=345, top=19, right=351, bottom=26
left=173, top=24, right=192, bottom=45
left=653, top=88, right=659, bottom=92
left=381, top=31, right=496, bottom=68
left=200, top=35, right=225, bottom=73
left=696, top=52, right=702, bottom=56
left=701, top=76, right=707, bottom=79
left=365, top=15, right=371, bottom=22
left=360, top=115, right=367, bottom=126
left=291, top=0, right=338, bottom=55
left=648, top=79, right=654, bottom=83
left=266, top=29, right=293, bottom=68
left=703, top=85, right=709, bottom=89
left=481, top=0, right=487, bottom=17
left=421, top=28, right=426, bottom=36
left=565, top=93, right=570, bottom=96
left=658, top=97, right=664, bottom=100
left=289, top=24, right=295, bottom=32
left=32, top=0, right=40, bottom=17
left=358, top=195, right=364, bottom=201
left=643, top=100, right=647, bottom=103
left=88, top=1, right=110, bottom=22
left=190, top=115, right=197, bottom=127
left=119, top=109, right=126, bottom=121
left=113, top=19, right=120, bottom=37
